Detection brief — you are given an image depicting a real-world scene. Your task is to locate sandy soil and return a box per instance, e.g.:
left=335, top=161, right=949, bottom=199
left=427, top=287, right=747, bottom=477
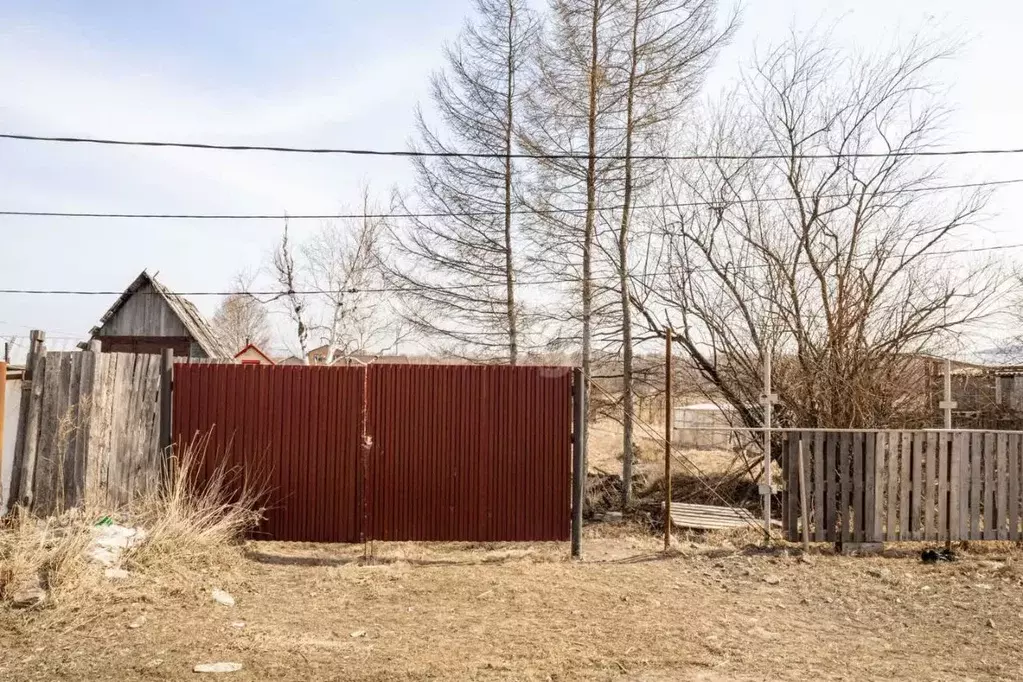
left=3, top=527, right=1023, bottom=681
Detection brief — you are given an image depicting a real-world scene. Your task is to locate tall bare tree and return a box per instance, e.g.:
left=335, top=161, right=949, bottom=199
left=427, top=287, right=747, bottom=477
left=211, top=292, right=273, bottom=354
left=605, top=0, right=735, bottom=506
left=387, top=0, right=539, bottom=362
left=634, top=31, right=1002, bottom=433
left=521, top=0, right=626, bottom=480
left=268, top=221, right=311, bottom=362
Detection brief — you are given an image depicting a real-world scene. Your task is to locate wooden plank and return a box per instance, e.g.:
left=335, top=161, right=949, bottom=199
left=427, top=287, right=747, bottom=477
left=970, top=432, right=982, bottom=540
left=1011, top=434, right=1020, bottom=542
left=938, top=432, right=949, bottom=541
left=33, top=353, right=67, bottom=516
left=60, top=353, right=83, bottom=511
left=839, top=432, right=851, bottom=543
left=824, top=433, right=837, bottom=543
left=984, top=433, right=996, bottom=539
left=924, top=432, right=936, bottom=541
left=886, top=432, right=899, bottom=541
left=949, top=432, right=962, bottom=541
left=813, top=432, right=825, bottom=542
left=71, top=349, right=97, bottom=508
left=865, top=431, right=876, bottom=542
left=900, top=432, right=911, bottom=540
left=911, top=432, right=924, bottom=540
left=15, top=349, right=46, bottom=508
left=853, top=432, right=864, bottom=543
left=786, top=434, right=799, bottom=541
left=780, top=433, right=789, bottom=539
left=997, top=433, right=1009, bottom=540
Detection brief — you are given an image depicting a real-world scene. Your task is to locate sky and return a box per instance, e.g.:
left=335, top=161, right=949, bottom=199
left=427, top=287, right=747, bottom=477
left=1, top=0, right=1022, bottom=360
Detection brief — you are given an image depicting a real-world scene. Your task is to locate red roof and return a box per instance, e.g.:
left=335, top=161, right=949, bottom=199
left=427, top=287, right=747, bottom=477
left=233, top=344, right=276, bottom=365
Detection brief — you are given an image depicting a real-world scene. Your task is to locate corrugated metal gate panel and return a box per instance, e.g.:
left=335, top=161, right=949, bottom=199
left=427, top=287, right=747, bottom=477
left=173, top=363, right=572, bottom=543
left=173, top=364, right=364, bottom=542
left=365, top=365, right=572, bottom=542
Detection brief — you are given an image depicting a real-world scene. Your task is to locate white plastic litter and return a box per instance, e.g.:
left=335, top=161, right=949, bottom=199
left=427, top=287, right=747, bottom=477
left=87, top=524, right=147, bottom=567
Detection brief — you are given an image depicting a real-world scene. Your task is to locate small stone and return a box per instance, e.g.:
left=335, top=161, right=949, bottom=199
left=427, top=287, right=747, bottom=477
left=974, top=583, right=994, bottom=590
left=104, top=568, right=130, bottom=580
left=211, top=589, right=235, bottom=607
left=194, top=662, right=243, bottom=673
left=350, top=629, right=367, bottom=638
left=987, top=619, right=996, bottom=629
left=10, top=576, right=47, bottom=610
left=128, top=615, right=146, bottom=629
left=230, top=621, right=246, bottom=629
left=866, top=567, right=890, bottom=579
left=799, top=555, right=814, bottom=566
left=763, top=575, right=781, bottom=585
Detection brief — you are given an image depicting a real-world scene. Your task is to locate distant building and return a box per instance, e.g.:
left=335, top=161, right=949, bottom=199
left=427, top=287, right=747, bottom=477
left=82, top=270, right=231, bottom=360
left=233, top=343, right=276, bottom=366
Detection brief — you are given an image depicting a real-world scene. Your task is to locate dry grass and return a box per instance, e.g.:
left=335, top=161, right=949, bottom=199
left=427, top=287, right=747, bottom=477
left=124, top=444, right=264, bottom=575
left=4, top=532, right=1023, bottom=680
left=0, top=443, right=264, bottom=614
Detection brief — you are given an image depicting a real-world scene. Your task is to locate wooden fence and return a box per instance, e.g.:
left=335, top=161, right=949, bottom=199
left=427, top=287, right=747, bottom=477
left=7, top=345, right=165, bottom=516
left=781, top=430, right=1023, bottom=543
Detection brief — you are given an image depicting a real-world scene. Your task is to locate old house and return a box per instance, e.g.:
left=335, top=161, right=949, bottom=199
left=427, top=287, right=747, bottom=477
left=82, top=271, right=231, bottom=360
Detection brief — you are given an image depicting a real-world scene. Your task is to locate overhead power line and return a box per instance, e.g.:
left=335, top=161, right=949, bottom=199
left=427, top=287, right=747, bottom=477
left=5, top=132, right=1023, bottom=161
left=1, top=178, right=1020, bottom=221
left=0, top=240, right=1020, bottom=298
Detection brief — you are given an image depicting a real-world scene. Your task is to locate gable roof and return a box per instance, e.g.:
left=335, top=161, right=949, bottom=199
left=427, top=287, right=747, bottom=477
left=87, top=270, right=232, bottom=358
left=234, top=343, right=276, bottom=365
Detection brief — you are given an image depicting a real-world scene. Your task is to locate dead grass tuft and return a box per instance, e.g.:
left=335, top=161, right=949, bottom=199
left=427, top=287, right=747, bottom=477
left=0, top=507, right=97, bottom=608
left=124, top=443, right=266, bottom=575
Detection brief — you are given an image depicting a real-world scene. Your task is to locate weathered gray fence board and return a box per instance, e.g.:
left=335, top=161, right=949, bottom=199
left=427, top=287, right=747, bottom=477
left=1011, top=434, right=1020, bottom=542
left=814, top=432, right=825, bottom=542
left=911, top=432, right=923, bottom=540
left=996, top=433, right=1008, bottom=540
left=9, top=350, right=165, bottom=515
left=950, top=433, right=962, bottom=541
left=899, top=432, right=911, bottom=540
left=924, top=432, right=936, bottom=540
left=984, top=433, right=996, bottom=539
left=825, top=433, right=836, bottom=540
left=853, top=432, right=864, bottom=543
left=938, top=433, right=949, bottom=540
left=970, top=433, right=982, bottom=539
left=874, top=432, right=886, bottom=540
left=838, top=433, right=850, bottom=543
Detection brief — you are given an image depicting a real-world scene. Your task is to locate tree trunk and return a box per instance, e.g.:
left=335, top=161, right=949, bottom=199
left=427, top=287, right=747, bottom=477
left=504, top=0, right=519, bottom=366
left=619, top=0, right=640, bottom=510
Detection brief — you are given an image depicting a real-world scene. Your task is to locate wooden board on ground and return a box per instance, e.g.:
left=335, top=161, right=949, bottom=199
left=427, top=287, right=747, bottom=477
left=666, top=503, right=779, bottom=531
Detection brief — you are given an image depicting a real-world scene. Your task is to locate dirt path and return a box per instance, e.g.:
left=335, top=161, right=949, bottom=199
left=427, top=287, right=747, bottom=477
left=3, top=535, right=1023, bottom=681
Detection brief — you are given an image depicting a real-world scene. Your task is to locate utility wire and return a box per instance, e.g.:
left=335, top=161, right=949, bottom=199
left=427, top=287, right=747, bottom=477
left=6, top=132, right=1023, bottom=161
left=1, top=178, right=1019, bottom=221
left=0, top=240, right=1020, bottom=297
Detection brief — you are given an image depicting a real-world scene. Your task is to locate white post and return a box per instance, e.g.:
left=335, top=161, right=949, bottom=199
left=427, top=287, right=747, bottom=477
left=939, top=359, right=957, bottom=430
left=760, top=351, right=777, bottom=540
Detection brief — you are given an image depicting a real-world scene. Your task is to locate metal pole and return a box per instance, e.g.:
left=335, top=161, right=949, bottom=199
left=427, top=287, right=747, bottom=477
left=664, top=329, right=672, bottom=551
left=571, top=367, right=585, bottom=558
left=798, top=439, right=810, bottom=553
left=761, top=351, right=776, bottom=541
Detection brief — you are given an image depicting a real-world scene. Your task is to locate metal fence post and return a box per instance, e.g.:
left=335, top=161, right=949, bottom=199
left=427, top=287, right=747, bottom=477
left=761, top=351, right=777, bottom=541
left=571, top=367, right=585, bottom=558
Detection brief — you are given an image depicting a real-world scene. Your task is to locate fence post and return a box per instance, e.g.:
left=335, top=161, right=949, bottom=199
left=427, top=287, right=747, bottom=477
left=939, top=359, right=956, bottom=430
left=159, top=348, right=173, bottom=458
left=761, top=351, right=777, bottom=541
left=664, top=328, right=673, bottom=551
left=13, top=331, right=45, bottom=508
left=571, top=367, right=585, bottom=558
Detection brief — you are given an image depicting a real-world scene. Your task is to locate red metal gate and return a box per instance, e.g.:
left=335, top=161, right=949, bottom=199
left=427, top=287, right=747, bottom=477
left=172, top=363, right=573, bottom=542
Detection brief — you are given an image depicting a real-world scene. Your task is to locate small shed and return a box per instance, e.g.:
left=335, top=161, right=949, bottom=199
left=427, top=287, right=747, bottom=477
left=234, top=344, right=276, bottom=366
left=83, top=271, right=231, bottom=360
left=674, top=402, right=739, bottom=451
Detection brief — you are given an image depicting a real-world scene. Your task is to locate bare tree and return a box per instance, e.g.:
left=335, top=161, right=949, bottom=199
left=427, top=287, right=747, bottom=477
left=303, top=189, right=398, bottom=363
left=387, top=0, right=539, bottom=362
left=604, top=0, right=735, bottom=507
left=634, top=31, right=1003, bottom=433
left=268, top=220, right=311, bottom=362
left=211, top=292, right=273, bottom=354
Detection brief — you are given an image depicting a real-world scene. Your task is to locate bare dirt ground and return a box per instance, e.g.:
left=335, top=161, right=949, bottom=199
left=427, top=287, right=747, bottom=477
left=4, top=526, right=1023, bottom=681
